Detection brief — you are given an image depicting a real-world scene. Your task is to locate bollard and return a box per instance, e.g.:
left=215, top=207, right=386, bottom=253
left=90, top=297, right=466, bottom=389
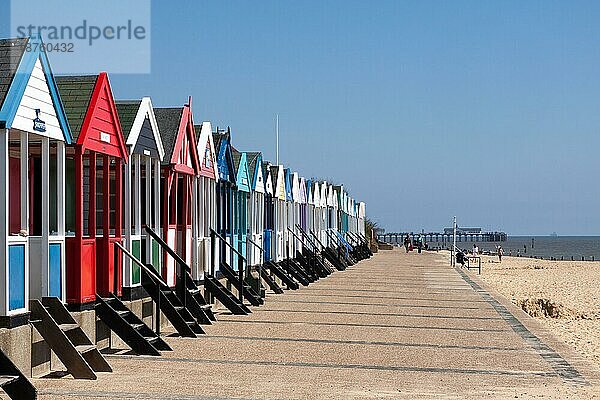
left=571, top=256, right=574, bottom=261
left=582, top=256, right=585, bottom=261
left=561, top=256, right=564, bottom=261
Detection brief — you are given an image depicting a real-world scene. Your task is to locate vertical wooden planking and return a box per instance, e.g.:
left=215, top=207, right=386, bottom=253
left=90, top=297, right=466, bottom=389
left=41, top=137, right=49, bottom=296
left=89, top=152, right=96, bottom=238
left=145, top=156, right=152, bottom=265
left=20, top=133, right=28, bottom=233
left=57, top=141, right=66, bottom=301
left=123, top=148, right=132, bottom=286
left=0, top=129, right=8, bottom=315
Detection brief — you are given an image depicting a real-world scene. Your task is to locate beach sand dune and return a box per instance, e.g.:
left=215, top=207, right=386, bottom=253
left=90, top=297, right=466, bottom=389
left=470, top=254, right=600, bottom=369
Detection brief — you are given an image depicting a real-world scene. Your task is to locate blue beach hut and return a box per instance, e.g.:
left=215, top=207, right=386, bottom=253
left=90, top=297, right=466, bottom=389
left=0, top=36, right=72, bottom=326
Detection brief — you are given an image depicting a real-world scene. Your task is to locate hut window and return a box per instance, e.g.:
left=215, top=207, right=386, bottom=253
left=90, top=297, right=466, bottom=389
left=8, top=132, right=23, bottom=235
left=28, top=140, right=42, bottom=236
left=176, top=175, right=184, bottom=226
left=140, top=160, right=147, bottom=229
left=95, top=156, right=104, bottom=236
left=109, top=157, right=116, bottom=235
left=65, top=150, right=76, bottom=235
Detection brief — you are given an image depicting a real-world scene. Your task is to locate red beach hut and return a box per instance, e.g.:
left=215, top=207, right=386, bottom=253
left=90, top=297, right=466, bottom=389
left=155, top=99, right=200, bottom=286
left=56, top=73, right=128, bottom=305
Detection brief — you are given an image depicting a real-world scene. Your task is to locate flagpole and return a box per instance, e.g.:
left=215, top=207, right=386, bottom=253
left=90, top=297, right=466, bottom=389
left=276, top=114, right=279, bottom=165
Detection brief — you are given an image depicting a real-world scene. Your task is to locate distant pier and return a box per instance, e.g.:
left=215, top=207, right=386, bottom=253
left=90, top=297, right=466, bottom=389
left=377, top=231, right=507, bottom=244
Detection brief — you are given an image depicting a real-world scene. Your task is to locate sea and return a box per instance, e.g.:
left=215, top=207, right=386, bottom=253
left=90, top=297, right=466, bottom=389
left=426, top=236, right=600, bottom=261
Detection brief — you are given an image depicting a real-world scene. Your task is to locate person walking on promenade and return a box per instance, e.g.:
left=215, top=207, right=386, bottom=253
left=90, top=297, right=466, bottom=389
left=472, top=244, right=479, bottom=257
left=417, top=235, right=423, bottom=253
left=403, top=235, right=411, bottom=253
left=497, top=245, right=503, bottom=262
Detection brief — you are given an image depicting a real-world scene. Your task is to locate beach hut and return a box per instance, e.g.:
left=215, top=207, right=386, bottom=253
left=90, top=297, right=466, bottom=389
left=263, top=162, right=275, bottom=261
left=305, top=179, right=313, bottom=236
left=154, top=100, right=201, bottom=287
left=312, top=181, right=321, bottom=240
left=116, top=97, right=164, bottom=299
left=213, top=128, right=235, bottom=267
left=297, top=176, right=308, bottom=253
left=246, top=152, right=265, bottom=267
left=231, top=149, right=251, bottom=270
left=358, top=202, right=366, bottom=236
left=193, top=122, right=218, bottom=281
left=270, top=165, right=286, bottom=262
left=320, top=182, right=329, bottom=243
left=56, top=73, right=128, bottom=304
left=284, top=168, right=293, bottom=258
left=0, top=36, right=72, bottom=325
left=291, top=172, right=301, bottom=254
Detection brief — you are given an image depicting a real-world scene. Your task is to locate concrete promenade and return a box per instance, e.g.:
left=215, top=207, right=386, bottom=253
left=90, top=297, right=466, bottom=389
left=34, top=250, right=600, bottom=399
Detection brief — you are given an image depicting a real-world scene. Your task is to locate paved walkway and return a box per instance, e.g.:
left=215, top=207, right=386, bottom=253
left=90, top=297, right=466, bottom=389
left=35, top=250, right=600, bottom=399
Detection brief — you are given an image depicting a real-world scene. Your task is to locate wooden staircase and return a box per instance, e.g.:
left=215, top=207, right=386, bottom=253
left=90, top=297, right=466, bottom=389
left=204, top=274, right=250, bottom=315
left=29, top=297, right=111, bottom=380
left=265, top=261, right=299, bottom=290
left=258, top=266, right=284, bottom=294
left=0, top=348, right=36, bottom=399
left=140, top=269, right=204, bottom=338
left=95, top=294, right=171, bottom=356
left=279, top=259, right=310, bottom=286
left=219, top=262, right=263, bottom=306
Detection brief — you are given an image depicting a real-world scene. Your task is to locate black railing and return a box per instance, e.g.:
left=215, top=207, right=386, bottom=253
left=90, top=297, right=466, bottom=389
left=144, top=226, right=190, bottom=310
left=309, top=229, right=326, bottom=252
left=210, top=228, right=247, bottom=304
left=246, top=237, right=265, bottom=297
left=326, top=229, right=345, bottom=260
left=295, top=224, right=319, bottom=252
left=114, top=241, right=168, bottom=335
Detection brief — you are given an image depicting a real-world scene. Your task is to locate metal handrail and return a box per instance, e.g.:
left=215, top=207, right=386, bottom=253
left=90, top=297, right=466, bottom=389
left=309, top=229, right=326, bottom=251
left=210, top=228, right=246, bottom=304
left=210, top=228, right=247, bottom=260
left=114, top=241, right=166, bottom=334
left=144, top=226, right=190, bottom=309
left=246, top=236, right=264, bottom=253
left=295, top=224, right=319, bottom=251
left=144, top=226, right=191, bottom=272
left=246, top=237, right=265, bottom=297
left=287, top=226, right=305, bottom=246
left=115, top=242, right=168, bottom=287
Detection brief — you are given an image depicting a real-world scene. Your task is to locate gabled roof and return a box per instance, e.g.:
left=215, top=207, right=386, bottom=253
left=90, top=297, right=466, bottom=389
left=194, top=121, right=218, bottom=180
left=55, top=75, right=97, bottom=141
left=313, top=181, right=321, bottom=207
left=0, top=36, right=72, bottom=142
left=263, top=161, right=273, bottom=196
left=115, top=100, right=141, bottom=139
left=213, top=130, right=235, bottom=183
left=154, top=107, right=183, bottom=164
left=232, top=149, right=251, bottom=193
left=245, top=152, right=264, bottom=193
left=116, top=97, right=165, bottom=161
left=306, top=179, right=313, bottom=205
left=56, top=72, right=127, bottom=158
left=272, top=165, right=286, bottom=200
left=155, top=100, right=200, bottom=174
left=0, top=38, right=27, bottom=111
left=291, top=172, right=300, bottom=203
left=246, top=152, right=261, bottom=186
left=299, top=177, right=307, bottom=204
left=284, top=168, right=293, bottom=202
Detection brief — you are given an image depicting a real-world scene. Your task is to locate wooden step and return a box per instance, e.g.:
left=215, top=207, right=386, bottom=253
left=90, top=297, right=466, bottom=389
left=95, top=294, right=170, bottom=356
left=0, top=375, right=18, bottom=387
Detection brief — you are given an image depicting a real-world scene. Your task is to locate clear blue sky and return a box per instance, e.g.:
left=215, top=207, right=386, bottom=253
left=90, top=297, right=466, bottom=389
left=3, top=1, right=600, bottom=235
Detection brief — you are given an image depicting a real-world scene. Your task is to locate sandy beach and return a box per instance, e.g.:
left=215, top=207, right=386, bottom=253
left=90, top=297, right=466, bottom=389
left=454, top=252, right=600, bottom=370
